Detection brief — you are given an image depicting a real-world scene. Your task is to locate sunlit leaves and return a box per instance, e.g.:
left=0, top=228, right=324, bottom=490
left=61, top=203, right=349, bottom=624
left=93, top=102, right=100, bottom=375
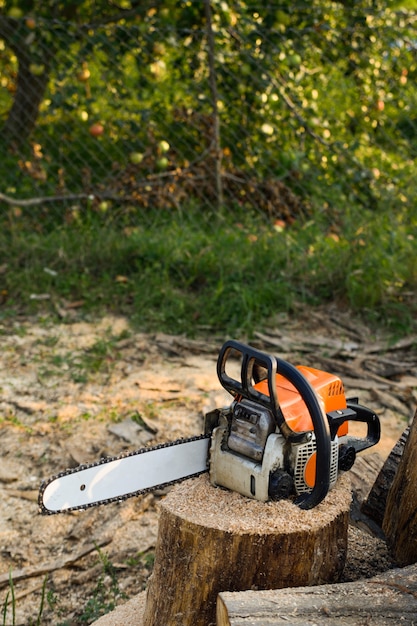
left=0, top=0, right=416, bottom=221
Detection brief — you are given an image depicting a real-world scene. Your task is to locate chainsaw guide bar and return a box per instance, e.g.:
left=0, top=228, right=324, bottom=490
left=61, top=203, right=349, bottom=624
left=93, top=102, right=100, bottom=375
left=38, top=434, right=210, bottom=515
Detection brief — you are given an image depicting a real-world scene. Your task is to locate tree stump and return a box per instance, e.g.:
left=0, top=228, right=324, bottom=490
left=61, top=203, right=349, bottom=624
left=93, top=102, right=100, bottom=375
left=383, top=409, right=417, bottom=565
left=142, top=473, right=352, bottom=626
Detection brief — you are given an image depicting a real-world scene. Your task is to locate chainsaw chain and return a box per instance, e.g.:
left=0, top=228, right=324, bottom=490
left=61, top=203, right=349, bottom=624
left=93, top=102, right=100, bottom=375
left=38, top=434, right=211, bottom=515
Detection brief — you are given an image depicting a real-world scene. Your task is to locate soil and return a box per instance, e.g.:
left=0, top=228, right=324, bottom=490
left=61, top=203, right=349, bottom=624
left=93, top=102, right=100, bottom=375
left=0, top=305, right=415, bottom=625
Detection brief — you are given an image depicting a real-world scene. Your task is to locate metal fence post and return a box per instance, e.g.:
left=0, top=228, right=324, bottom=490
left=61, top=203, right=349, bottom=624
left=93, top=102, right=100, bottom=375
left=204, top=0, right=223, bottom=212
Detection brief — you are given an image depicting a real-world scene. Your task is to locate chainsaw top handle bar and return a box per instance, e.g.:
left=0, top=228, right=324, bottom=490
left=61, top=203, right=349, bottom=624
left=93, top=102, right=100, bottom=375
left=217, top=340, right=331, bottom=510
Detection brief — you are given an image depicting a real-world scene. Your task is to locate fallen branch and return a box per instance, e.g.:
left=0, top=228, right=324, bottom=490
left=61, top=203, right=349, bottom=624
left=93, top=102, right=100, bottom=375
left=0, top=154, right=210, bottom=210
left=0, top=538, right=111, bottom=588
left=4, top=489, right=39, bottom=502
left=0, top=191, right=96, bottom=207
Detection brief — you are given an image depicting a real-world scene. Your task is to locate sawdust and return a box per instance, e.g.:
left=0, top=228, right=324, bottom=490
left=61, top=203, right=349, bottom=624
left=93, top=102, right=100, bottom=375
left=162, top=473, right=351, bottom=534
left=0, top=307, right=413, bottom=624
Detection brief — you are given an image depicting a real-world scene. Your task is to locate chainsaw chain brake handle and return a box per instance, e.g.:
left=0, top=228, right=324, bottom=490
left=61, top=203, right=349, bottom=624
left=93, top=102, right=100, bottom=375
left=217, top=340, right=332, bottom=509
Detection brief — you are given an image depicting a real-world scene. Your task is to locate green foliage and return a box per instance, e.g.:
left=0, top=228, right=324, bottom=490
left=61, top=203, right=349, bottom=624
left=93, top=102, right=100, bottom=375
left=125, top=549, right=155, bottom=570
left=33, top=331, right=124, bottom=382
left=1, top=0, right=416, bottom=212
left=0, top=553, right=126, bottom=625
left=77, top=545, right=126, bottom=624
left=1, top=1, right=417, bottom=335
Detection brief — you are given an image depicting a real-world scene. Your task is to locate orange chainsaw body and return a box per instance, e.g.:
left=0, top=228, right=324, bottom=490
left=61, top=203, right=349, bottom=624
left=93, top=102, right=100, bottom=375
left=255, top=366, right=349, bottom=436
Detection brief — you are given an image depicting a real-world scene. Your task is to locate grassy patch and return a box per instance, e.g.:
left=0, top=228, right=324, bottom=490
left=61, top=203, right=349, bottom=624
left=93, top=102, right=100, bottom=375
left=34, top=331, right=127, bottom=383
left=1, top=205, right=417, bottom=336
left=76, top=546, right=126, bottom=624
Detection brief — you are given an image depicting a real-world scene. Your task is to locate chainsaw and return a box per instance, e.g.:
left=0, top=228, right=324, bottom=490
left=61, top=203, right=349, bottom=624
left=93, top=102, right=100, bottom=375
left=39, top=339, right=380, bottom=513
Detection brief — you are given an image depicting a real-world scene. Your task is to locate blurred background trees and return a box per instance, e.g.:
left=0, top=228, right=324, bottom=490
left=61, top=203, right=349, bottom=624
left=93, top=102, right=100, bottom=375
left=1, top=0, right=415, bottom=217
left=1, top=0, right=416, bottom=333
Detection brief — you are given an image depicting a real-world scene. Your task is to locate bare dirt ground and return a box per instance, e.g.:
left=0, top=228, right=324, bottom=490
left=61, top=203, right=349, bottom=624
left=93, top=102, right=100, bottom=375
left=0, top=306, right=416, bottom=625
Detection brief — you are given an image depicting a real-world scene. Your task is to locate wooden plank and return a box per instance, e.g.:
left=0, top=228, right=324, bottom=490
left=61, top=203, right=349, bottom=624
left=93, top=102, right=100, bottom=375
left=217, top=563, right=417, bottom=625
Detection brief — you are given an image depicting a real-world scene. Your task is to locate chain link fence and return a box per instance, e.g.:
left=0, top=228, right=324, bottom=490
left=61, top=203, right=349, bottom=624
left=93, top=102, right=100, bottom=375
left=1, top=2, right=416, bottom=229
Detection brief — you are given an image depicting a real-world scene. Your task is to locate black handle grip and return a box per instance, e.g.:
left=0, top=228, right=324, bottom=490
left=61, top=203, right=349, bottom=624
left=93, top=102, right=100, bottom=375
left=217, top=340, right=282, bottom=426
left=217, top=340, right=332, bottom=510
left=327, top=401, right=380, bottom=452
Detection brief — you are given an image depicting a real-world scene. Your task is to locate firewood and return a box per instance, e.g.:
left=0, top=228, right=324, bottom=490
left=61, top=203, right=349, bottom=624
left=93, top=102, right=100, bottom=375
left=217, top=563, right=417, bottom=625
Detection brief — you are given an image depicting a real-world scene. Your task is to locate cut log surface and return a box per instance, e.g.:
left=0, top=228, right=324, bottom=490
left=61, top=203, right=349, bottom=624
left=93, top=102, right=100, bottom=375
left=142, top=473, right=352, bottom=626
left=217, top=563, right=417, bottom=625
left=383, top=410, right=417, bottom=565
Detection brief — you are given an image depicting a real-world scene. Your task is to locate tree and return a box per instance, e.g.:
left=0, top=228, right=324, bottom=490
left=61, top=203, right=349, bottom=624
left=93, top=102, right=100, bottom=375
left=0, top=0, right=153, bottom=149
left=1, top=0, right=416, bottom=220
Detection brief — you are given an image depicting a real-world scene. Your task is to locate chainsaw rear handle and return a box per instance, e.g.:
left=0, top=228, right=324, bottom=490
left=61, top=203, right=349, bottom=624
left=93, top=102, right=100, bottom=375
left=327, top=400, right=381, bottom=453
left=217, top=340, right=331, bottom=510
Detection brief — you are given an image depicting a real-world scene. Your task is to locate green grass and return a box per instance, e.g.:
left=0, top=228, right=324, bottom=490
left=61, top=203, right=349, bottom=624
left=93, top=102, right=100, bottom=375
left=35, top=334, right=124, bottom=383
left=2, top=570, right=48, bottom=626
left=1, top=550, right=126, bottom=626
left=1, top=203, right=417, bottom=337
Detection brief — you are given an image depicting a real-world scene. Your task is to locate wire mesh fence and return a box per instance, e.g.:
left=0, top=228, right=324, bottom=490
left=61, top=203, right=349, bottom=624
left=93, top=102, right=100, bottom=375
left=1, top=2, right=416, bottom=230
